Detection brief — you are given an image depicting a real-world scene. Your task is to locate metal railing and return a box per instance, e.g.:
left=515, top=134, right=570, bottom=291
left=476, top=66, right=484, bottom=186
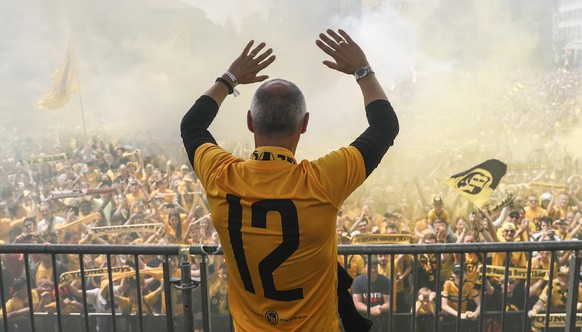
left=340, top=241, right=582, bottom=332
left=0, top=241, right=581, bottom=331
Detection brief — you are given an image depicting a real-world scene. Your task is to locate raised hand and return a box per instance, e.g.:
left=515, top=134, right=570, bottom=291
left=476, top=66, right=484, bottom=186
left=316, top=29, right=368, bottom=75
left=228, top=41, right=276, bottom=85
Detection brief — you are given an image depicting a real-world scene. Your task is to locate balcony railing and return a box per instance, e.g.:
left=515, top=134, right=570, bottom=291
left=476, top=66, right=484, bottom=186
left=0, top=241, right=581, bottom=331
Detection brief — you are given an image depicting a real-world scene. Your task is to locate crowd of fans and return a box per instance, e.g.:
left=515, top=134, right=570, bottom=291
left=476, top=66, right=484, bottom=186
left=0, top=137, right=227, bottom=331
left=339, top=190, right=582, bottom=331
left=0, top=65, right=581, bottom=331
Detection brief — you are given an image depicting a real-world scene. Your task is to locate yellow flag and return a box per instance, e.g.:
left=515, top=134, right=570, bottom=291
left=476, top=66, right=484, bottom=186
left=37, top=37, right=80, bottom=109
left=443, top=159, right=507, bottom=208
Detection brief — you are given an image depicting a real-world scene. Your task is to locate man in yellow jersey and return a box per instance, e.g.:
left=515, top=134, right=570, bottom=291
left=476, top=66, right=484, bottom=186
left=181, top=29, right=398, bottom=331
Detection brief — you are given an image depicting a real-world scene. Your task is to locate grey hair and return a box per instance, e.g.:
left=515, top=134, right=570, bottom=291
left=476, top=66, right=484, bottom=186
left=249, top=79, right=306, bottom=139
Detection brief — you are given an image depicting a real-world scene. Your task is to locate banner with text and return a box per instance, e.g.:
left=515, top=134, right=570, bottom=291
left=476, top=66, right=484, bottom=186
left=351, top=234, right=413, bottom=244
left=484, top=265, right=548, bottom=280
left=531, top=313, right=582, bottom=330
left=60, top=266, right=133, bottom=285
left=90, top=223, right=164, bottom=236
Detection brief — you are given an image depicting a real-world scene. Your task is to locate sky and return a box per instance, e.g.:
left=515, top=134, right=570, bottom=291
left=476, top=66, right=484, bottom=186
left=1, top=0, right=577, bottom=183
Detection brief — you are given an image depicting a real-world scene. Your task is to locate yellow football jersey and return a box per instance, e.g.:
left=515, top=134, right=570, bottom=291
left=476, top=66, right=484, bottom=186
left=194, top=144, right=365, bottom=331
left=441, top=280, right=478, bottom=312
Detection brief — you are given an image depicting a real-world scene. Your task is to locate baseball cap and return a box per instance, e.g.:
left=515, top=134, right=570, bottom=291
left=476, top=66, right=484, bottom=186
left=501, top=223, right=517, bottom=232
left=183, top=173, right=195, bottom=182
left=558, top=266, right=569, bottom=276
left=553, top=219, right=568, bottom=227
left=508, top=210, right=520, bottom=218
left=433, top=196, right=443, bottom=205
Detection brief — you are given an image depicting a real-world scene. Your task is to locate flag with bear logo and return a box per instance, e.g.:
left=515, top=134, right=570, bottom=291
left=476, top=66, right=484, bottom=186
left=443, top=159, right=507, bottom=208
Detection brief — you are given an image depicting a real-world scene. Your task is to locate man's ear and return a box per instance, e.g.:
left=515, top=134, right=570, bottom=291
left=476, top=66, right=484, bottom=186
left=247, top=111, right=255, bottom=133
left=300, top=112, right=310, bottom=134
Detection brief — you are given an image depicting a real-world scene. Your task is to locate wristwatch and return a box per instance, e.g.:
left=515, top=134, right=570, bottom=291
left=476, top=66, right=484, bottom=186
left=354, top=65, right=374, bottom=81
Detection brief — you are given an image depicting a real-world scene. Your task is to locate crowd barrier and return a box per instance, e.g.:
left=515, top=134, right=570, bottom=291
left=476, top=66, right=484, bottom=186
left=1, top=241, right=582, bottom=331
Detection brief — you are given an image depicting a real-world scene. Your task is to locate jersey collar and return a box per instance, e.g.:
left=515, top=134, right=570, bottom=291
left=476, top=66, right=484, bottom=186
left=250, top=146, right=297, bottom=165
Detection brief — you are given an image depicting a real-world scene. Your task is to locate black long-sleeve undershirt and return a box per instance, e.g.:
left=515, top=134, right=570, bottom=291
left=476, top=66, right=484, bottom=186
left=350, top=99, right=399, bottom=177
left=180, top=96, right=399, bottom=178
left=180, top=95, right=219, bottom=169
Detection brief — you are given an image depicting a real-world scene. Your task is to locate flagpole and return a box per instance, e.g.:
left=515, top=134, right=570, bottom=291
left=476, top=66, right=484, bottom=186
left=78, top=90, right=88, bottom=140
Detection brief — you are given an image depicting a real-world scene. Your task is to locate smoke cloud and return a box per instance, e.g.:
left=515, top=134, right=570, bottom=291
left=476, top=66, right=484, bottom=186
left=1, top=0, right=579, bottom=194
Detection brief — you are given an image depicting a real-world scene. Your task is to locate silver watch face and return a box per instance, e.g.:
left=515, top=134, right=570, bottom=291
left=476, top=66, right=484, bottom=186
left=356, top=67, right=368, bottom=77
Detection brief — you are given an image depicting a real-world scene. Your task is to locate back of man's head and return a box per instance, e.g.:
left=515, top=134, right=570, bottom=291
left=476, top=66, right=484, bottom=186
left=250, top=79, right=306, bottom=140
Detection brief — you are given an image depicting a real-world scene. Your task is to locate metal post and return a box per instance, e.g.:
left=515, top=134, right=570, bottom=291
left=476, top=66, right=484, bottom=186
left=565, top=253, right=581, bottom=332
left=410, top=255, right=418, bottom=332
left=170, top=260, right=200, bottom=332
left=389, top=254, right=394, bottom=332
left=163, top=256, right=175, bottom=332
left=51, top=254, right=63, bottom=332
left=434, top=253, right=442, bottom=332
left=78, top=254, right=90, bottom=332
left=0, top=255, right=9, bottom=332
left=544, top=251, right=556, bottom=332
left=478, top=253, right=487, bottom=332
left=522, top=251, right=533, bottom=332
left=23, top=254, right=36, bottom=332
left=200, top=254, right=212, bottom=332
left=456, top=254, right=464, bottom=332
left=134, top=254, right=145, bottom=332
left=501, top=252, right=511, bottom=332
left=106, top=254, right=117, bottom=332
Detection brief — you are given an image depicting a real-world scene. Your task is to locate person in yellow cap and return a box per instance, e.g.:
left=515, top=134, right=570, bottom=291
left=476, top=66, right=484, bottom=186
left=427, top=195, right=449, bottom=228
left=553, top=218, right=573, bottom=240
left=491, top=223, right=527, bottom=284
left=179, top=164, right=190, bottom=177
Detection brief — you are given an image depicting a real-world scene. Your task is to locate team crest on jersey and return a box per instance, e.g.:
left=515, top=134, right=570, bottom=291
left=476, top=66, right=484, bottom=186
left=265, top=309, right=279, bottom=325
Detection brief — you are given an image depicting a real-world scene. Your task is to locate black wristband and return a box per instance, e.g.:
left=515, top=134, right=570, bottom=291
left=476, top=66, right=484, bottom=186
left=215, top=77, right=234, bottom=94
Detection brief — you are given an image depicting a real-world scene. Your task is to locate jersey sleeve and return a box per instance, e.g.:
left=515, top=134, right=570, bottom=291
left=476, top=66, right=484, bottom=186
left=193, top=143, right=242, bottom=189
left=2, top=298, right=15, bottom=314
left=310, top=146, right=366, bottom=207
left=442, top=280, right=452, bottom=298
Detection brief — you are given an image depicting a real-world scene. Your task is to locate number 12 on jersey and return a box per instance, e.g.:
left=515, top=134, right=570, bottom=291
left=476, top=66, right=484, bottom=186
left=226, top=194, right=304, bottom=301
